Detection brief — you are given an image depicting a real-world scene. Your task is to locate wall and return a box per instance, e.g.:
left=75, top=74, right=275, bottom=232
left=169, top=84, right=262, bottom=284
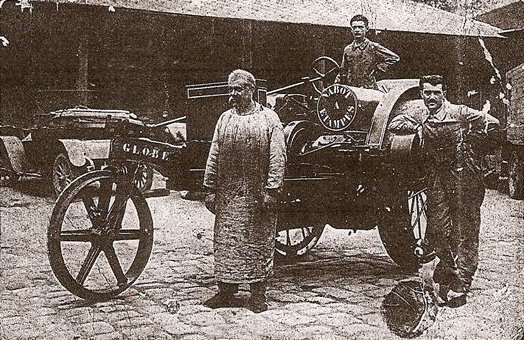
left=0, top=2, right=504, bottom=126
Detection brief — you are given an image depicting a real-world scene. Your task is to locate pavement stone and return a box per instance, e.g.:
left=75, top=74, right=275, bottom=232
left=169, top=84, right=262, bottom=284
left=0, top=187, right=522, bottom=339
left=285, top=324, right=339, bottom=340
left=304, top=296, right=336, bottom=304
left=336, top=323, right=389, bottom=339
left=270, top=292, right=306, bottom=303
left=298, top=305, right=336, bottom=316
left=120, top=325, right=165, bottom=339
left=90, top=331, right=126, bottom=340
left=265, top=309, right=318, bottom=327
left=233, top=314, right=291, bottom=339
left=311, top=286, right=361, bottom=301
left=312, top=312, right=363, bottom=328
left=77, top=321, right=115, bottom=337
left=178, top=310, right=226, bottom=327
left=150, top=312, right=195, bottom=336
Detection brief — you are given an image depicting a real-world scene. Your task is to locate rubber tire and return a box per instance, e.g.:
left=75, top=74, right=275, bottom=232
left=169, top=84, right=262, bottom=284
left=508, top=149, right=523, bottom=200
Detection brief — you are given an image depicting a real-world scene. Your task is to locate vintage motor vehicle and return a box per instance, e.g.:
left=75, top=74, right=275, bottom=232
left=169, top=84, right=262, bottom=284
left=0, top=106, right=185, bottom=196
left=47, top=57, right=431, bottom=300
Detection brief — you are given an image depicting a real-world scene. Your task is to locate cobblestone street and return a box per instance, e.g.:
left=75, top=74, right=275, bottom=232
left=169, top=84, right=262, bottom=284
left=0, top=179, right=523, bottom=340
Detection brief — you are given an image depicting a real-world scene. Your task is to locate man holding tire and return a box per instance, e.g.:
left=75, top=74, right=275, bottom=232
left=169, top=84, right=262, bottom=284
left=388, top=75, right=499, bottom=307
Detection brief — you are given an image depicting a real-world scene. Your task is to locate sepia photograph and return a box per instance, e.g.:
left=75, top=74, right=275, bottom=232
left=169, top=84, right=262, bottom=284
left=0, top=0, right=523, bottom=339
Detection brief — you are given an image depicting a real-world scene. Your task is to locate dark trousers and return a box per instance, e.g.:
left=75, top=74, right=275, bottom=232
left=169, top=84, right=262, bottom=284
left=426, top=171, right=485, bottom=291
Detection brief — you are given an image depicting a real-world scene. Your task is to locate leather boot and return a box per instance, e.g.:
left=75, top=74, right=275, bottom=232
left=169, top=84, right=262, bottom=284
left=203, top=282, right=240, bottom=309
left=248, top=281, right=268, bottom=313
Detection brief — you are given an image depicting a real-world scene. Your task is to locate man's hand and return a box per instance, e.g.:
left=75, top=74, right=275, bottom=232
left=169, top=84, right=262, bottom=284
left=205, top=193, right=215, bottom=214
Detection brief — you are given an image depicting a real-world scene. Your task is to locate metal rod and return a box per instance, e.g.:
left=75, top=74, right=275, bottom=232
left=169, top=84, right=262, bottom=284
left=267, top=76, right=323, bottom=95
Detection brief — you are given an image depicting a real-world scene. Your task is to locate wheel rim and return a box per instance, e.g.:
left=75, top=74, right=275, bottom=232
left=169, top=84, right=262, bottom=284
left=48, top=171, right=153, bottom=300
left=275, top=224, right=324, bottom=257
left=53, top=153, right=76, bottom=195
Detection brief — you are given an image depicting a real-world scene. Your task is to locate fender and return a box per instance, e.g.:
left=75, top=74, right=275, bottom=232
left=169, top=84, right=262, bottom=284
left=59, top=139, right=111, bottom=167
left=284, top=120, right=323, bottom=157
left=367, top=79, right=420, bottom=149
left=0, top=135, right=27, bottom=173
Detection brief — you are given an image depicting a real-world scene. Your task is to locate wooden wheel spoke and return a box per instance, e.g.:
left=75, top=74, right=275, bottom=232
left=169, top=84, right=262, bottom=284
left=97, top=178, right=113, bottom=220
left=81, top=196, right=99, bottom=225
left=60, top=230, right=93, bottom=242
left=76, top=244, right=103, bottom=285
left=113, top=229, right=144, bottom=241
left=56, top=163, right=68, bottom=176
left=301, top=227, right=308, bottom=239
left=104, top=244, right=128, bottom=285
left=106, top=183, right=130, bottom=231
left=408, top=195, right=415, bottom=217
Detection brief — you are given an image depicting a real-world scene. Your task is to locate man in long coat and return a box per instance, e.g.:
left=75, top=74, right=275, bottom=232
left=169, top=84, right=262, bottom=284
left=388, top=75, right=499, bottom=307
left=203, top=69, right=286, bottom=313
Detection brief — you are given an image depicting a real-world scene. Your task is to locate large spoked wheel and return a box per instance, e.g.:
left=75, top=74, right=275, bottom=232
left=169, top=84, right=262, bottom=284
left=52, top=152, right=81, bottom=197
left=275, top=223, right=325, bottom=258
left=378, top=187, right=433, bottom=269
left=48, top=169, right=153, bottom=300
left=311, top=56, right=340, bottom=94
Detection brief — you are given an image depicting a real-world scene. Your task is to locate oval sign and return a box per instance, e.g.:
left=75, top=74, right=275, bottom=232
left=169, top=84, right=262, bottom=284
left=316, top=84, right=358, bottom=131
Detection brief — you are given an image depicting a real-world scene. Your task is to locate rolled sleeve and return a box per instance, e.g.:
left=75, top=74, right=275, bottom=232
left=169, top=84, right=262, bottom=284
left=374, top=43, right=400, bottom=73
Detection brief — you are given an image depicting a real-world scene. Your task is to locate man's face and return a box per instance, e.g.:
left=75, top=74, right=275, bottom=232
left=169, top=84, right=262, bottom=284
left=351, top=20, right=368, bottom=40
left=228, top=78, right=253, bottom=109
left=421, top=83, right=446, bottom=113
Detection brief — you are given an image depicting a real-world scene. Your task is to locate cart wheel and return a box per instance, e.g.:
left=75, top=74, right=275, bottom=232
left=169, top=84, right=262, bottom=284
left=378, top=187, right=434, bottom=269
left=508, top=150, right=523, bottom=200
left=275, top=224, right=325, bottom=258
left=52, top=152, right=80, bottom=196
left=48, top=170, right=153, bottom=300
left=133, top=163, right=154, bottom=193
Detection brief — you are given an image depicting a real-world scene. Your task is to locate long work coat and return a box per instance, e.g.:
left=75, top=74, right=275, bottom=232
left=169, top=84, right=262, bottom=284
left=338, top=38, right=400, bottom=89
left=203, top=103, right=286, bottom=284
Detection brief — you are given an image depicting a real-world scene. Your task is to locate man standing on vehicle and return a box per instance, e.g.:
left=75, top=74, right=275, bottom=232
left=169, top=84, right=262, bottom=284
left=335, top=14, right=400, bottom=89
left=203, top=69, right=286, bottom=313
left=388, top=75, right=499, bottom=307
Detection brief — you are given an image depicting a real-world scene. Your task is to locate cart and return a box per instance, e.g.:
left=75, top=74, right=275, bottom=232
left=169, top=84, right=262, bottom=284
left=47, top=57, right=431, bottom=300
left=0, top=107, right=184, bottom=196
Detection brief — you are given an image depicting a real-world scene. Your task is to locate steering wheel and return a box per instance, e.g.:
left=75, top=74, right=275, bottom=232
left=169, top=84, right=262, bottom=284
left=311, top=56, right=340, bottom=94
